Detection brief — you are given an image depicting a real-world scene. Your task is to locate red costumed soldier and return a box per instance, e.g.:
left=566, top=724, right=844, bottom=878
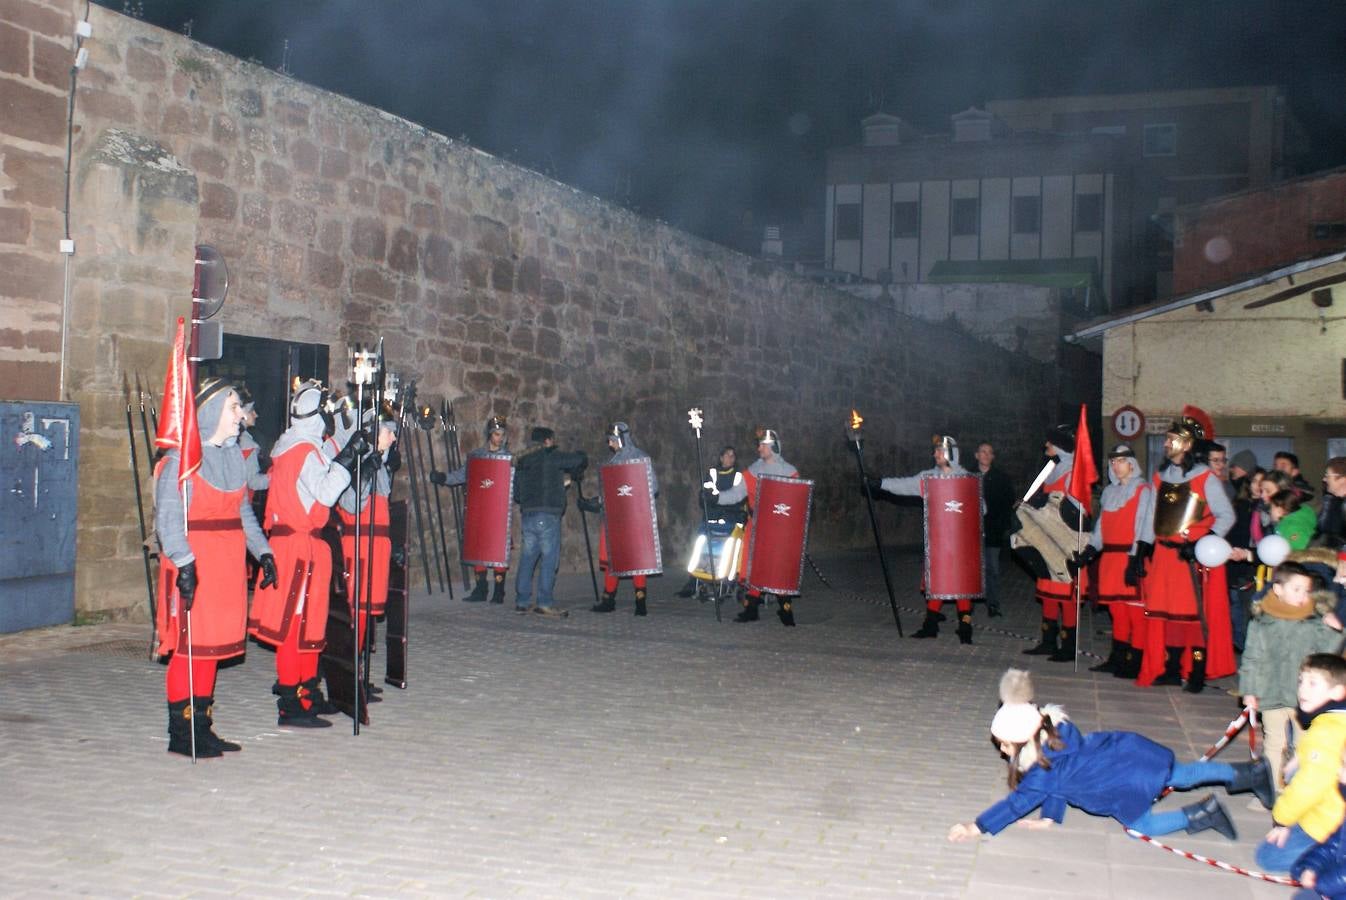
left=248, top=380, right=371, bottom=727
left=1136, top=413, right=1236, bottom=693
left=1073, top=443, right=1153, bottom=678
left=155, top=377, right=277, bottom=757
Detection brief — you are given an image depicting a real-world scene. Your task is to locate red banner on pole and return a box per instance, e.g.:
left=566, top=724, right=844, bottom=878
left=155, top=316, right=200, bottom=487
left=1068, top=403, right=1097, bottom=510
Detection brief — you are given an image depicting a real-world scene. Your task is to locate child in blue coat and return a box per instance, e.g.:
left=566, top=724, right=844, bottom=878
left=948, top=669, right=1273, bottom=842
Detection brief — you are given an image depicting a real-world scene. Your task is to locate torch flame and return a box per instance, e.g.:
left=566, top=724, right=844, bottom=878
left=849, top=409, right=864, bottom=431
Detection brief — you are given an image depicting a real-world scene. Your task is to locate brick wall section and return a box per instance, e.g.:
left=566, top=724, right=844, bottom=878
left=2, top=2, right=1066, bottom=621
left=1174, top=168, right=1346, bottom=295
left=0, top=0, right=74, bottom=402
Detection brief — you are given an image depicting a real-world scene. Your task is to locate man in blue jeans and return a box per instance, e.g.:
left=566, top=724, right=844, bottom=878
left=512, top=427, right=587, bottom=616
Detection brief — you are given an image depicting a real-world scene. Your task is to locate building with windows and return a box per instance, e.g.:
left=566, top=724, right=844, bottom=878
left=826, top=87, right=1307, bottom=309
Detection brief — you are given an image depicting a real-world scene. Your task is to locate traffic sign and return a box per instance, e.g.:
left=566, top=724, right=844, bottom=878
left=1111, top=405, right=1145, bottom=440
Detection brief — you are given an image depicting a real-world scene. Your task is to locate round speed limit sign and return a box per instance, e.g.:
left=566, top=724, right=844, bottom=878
left=1112, top=405, right=1145, bottom=440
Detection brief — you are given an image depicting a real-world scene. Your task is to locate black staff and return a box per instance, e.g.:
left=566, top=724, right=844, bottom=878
left=847, top=409, right=903, bottom=635
left=124, top=384, right=157, bottom=656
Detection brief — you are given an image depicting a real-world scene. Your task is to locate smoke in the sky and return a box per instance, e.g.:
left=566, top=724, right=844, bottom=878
left=114, top=0, right=1346, bottom=253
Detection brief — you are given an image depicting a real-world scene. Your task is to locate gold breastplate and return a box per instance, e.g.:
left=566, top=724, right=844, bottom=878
left=1153, top=480, right=1206, bottom=538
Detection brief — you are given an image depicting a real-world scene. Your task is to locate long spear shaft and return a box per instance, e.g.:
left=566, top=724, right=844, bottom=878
left=126, top=399, right=158, bottom=656
left=442, top=401, right=469, bottom=591
left=135, top=374, right=155, bottom=480
left=423, top=418, right=455, bottom=597
left=363, top=342, right=383, bottom=696
left=573, top=479, right=601, bottom=606
left=687, top=409, right=721, bottom=622
left=398, top=395, right=434, bottom=593
left=852, top=439, right=904, bottom=635
left=351, top=377, right=365, bottom=736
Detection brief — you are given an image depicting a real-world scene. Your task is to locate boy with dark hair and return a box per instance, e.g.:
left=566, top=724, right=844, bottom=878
left=1240, top=563, right=1343, bottom=798
left=1256, top=652, right=1346, bottom=872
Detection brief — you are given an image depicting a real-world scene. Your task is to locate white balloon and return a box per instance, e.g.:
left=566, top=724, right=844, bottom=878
left=1257, top=534, right=1292, bottom=568
left=1194, top=535, right=1232, bottom=567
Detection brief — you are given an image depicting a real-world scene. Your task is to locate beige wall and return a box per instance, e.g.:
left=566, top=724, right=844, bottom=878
left=1099, top=262, right=1346, bottom=474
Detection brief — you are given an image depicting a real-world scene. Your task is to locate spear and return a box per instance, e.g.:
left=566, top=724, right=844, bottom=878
left=847, top=409, right=903, bottom=635
left=124, top=384, right=158, bottom=657
left=421, top=404, right=455, bottom=598
left=441, top=399, right=470, bottom=591
left=398, top=384, right=435, bottom=594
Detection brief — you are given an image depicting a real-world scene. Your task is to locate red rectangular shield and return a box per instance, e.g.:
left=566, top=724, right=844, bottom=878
left=600, top=457, right=662, bottom=577
left=745, top=476, right=814, bottom=595
left=923, top=473, right=984, bottom=599
left=461, top=453, right=513, bottom=568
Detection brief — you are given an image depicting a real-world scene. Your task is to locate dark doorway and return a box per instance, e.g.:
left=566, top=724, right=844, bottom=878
left=199, top=334, right=330, bottom=453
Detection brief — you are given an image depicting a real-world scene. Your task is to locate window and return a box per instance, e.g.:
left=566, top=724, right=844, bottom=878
left=1143, top=123, right=1178, bottom=157
left=1012, top=195, right=1041, bottom=235
left=1075, top=193, right=1103, bottom=232
left=951, top=198, right=978, bottom=237
left=835, top=203, right=861, bottom=240
left=891, top=201, right=919, bottom=238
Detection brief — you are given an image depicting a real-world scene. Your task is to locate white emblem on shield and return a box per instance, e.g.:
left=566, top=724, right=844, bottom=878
left=944, top=499, right=964, bottom=513
left=772, top=503, right=791, bottom=516
left=617, top=484, right=634, bottom=497
left=480, top=478, right=495, bottom=489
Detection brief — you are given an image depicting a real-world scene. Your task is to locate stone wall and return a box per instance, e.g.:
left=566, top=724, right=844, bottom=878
left=2, top=0, right=1066, bottom=622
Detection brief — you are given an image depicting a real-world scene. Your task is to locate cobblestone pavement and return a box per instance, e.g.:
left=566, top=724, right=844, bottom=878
left=0, top=548, right=1298, bottom=898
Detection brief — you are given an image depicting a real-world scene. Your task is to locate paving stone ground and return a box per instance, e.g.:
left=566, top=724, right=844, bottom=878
left=0, top=548, right=1300, bottom=898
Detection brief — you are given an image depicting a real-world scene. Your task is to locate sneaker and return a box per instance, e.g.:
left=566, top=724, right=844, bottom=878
left=533, top=606, right=569, bottom=618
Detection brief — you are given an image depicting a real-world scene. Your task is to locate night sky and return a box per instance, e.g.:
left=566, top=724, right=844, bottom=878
left=104, top=1, right=1346, bottom=252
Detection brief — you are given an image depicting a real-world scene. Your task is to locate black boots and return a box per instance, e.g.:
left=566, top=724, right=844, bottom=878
left=167, top=699, right=223, bottom=759
left=1182, top=794, right=1237, bottom=840
left=634, top=588, right=648, bottom=617
left=195, top=697, right=241, bottom=753
left=1113, top=643, right=1142, bottom=679
left=1048, top=627, right=1077, bottom=663
left=1228, top=758, right=1275, bottom=809
left=591, top=590, right=616, bottom=613
left=302, top=677, right=339, bottom=715
left=1090, top=639, right=1124, bottom=673
left=491, top=572, right=506, bottom=604
left=1023, top=619, right=1059, bottom=655
left=1184, top=649, right=1207, bottom=694
left=956, top=613, right=973, bottom=644
left=912, top=611, right=940, bottom=639
left=464, top=573, right=488, bottom=603
left=734, top=597, right=760, bottom=622
left=276, top=684, right=333, bottom=728
left=1153, top=647, right=1184, bottom=686
left=777, top=597, right=796, bottom=627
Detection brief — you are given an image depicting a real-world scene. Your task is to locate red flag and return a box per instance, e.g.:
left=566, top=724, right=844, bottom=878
left=155, top=317, right=201, bottom=487
left=1068, top=403, right=1097, bottom=509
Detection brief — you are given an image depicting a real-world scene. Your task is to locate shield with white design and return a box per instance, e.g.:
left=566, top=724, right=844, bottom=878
left=745, top=475, right=814, bottom=595
left=923, top=473, right=984, bottom=599
left=600, top=457, right=662, bottom=576
left=462, top=452, right=513, bottom=568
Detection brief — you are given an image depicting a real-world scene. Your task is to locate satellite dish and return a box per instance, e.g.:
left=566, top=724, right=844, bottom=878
left=192, top=245, right=228, bottom=320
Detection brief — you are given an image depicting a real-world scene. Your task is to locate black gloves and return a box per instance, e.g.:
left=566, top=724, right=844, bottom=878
left=1069, top=545, right=1100, bottom=576
left=865, top=476, right=884, bottom=495
left=1125, top=543, right=1152, bottom=586
left=391, top=545, right=407, bottom=569
left=1178, top=540, right=1198, bottom=563
left=429, top=469, right=447, bottom=486
left=577, top=495, right=601, bottom=514
left=333, top=429, right=371, bottom=473
left=175, top=561, right=198, bottom=611
left=384, top=445, right=401, bottom=475
left=257, top=554, right=278, bottom=589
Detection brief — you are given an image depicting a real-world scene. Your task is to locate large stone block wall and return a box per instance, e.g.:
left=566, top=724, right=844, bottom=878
left=3, top=1, right=1065, bottom=622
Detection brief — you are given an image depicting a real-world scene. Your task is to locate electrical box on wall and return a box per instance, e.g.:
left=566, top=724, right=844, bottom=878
left=0, top=401, right=80, bottom=632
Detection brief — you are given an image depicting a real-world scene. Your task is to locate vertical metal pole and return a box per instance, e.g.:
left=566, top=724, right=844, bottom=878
left=351, top=376, right=364, bottom=736
left=852, top=438, right=904, bottom=635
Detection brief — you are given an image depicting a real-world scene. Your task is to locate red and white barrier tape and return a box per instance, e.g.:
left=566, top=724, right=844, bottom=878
left=1136, top=707, right=1299, bottom=887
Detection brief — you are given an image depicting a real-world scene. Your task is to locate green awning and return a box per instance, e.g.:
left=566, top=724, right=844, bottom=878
left=927, top=258, right=1100, bottom=291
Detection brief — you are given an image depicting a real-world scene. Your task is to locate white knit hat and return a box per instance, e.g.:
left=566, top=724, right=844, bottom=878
left=990, top=669, right=1042, bottom=744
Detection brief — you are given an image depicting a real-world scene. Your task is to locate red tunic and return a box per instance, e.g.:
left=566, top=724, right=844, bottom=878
left=1095, top=489, right=1143, bottom=606
left=248, top=442, right=332, bottom=651
left=339, top=494, right=391, bottom=618
left=155, top=467, right=249, bottom=660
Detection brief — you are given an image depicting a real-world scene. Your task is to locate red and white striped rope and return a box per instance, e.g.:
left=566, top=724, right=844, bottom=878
left=1136, top=707, right=1300, bottom=887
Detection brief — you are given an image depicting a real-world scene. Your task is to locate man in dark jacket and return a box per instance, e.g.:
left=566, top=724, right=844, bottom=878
left=973, top=441, right=1016, bottom=617
left=511, top=427, right=587, bottom=616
